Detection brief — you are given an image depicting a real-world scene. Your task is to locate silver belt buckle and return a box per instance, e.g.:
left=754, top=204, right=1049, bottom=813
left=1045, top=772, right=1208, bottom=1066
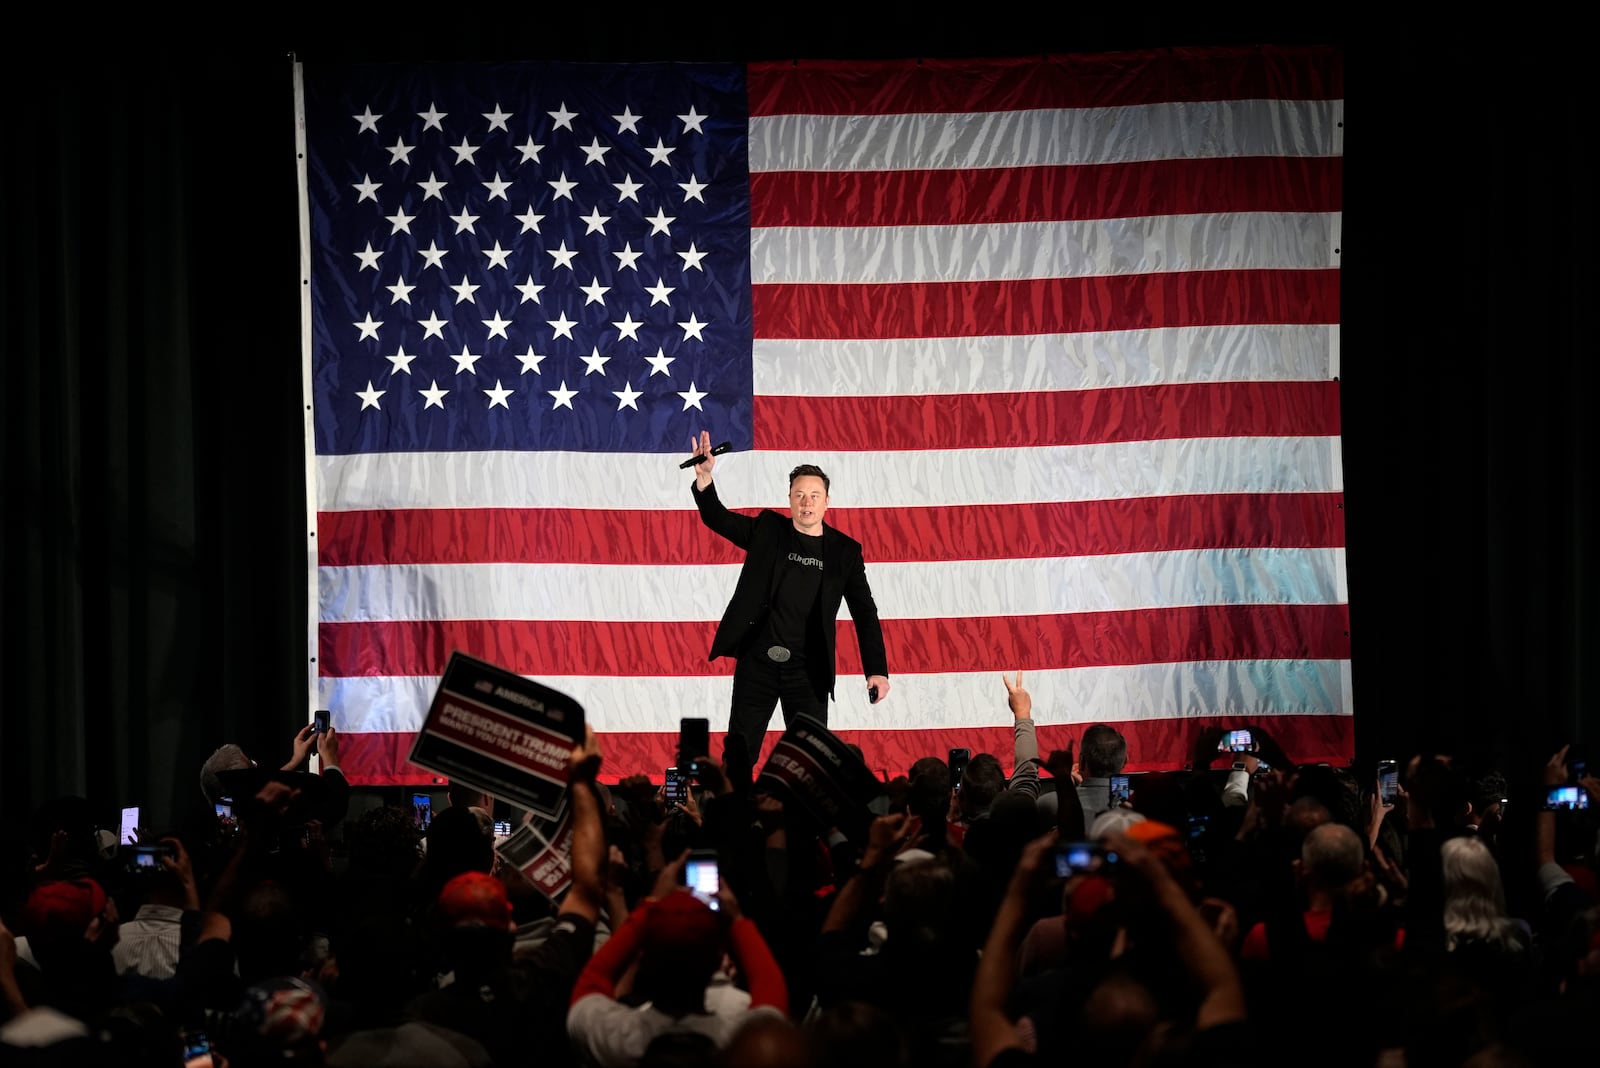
left=766, top=645, right=791, bottom=663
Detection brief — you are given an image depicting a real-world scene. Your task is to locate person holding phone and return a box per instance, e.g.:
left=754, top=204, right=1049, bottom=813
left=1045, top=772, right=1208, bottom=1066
left=687, top=430, right=890, bottom=765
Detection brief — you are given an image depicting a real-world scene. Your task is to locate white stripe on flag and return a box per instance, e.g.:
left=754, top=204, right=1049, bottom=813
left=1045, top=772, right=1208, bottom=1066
left=752, top=326, right=1338, bottom=397
left=748, top=100, right=1343, bottom=172
left=317, top=437, right=1345, bottom=512
left=322, top=659, right=1354, bottom=734
left=750, top=213, right=1341, bottom=284
left=319, top=548, right=1347, bottom=624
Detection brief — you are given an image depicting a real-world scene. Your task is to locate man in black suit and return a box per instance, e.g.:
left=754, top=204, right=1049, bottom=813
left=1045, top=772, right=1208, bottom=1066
left=688, top=430, right=890, bottom=765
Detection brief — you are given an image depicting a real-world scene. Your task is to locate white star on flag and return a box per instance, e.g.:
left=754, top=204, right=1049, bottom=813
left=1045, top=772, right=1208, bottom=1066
left=677, top=381, right=707, bottom=410
left=515, top=276, right=545, bottom=303
left=645, top=348, right=674, bottom=376
left=516, top=347, right=546, bottom=374
left=450, top=346, right=483, bottom=374
left=386, top=207, right=414, bottom=234
left=418, top=312, right=448, bottom=339
left=483, top=311, right=513, bottom=339
left=484, top=379, right=514, bottom=408
left=612, top=107, right=641, bottom=133
left=482, top=174, right=512, bottom=200
left=386, top=276, right=415, bottom=305
left=418, top=379, right=449, bottom=408
left=386, top=345, right=416, bottom=374
left=483, top=104, right=513, bottom=132
left=547, top=102, right=578, bottom=130
left=645, top=138, right=674, bottom=166
left=548, top=242, right=579, bottom=270
left=482, top=242, right=512, bottom=270
left=613, top=243, right=643, bottom=271
left=547, top=312, right=577, bottom=339
left=581, top=347, right=611, bottom=375
left=677, top=243, right=708, bottom=271
left=678, top=106, right=707, bottom=133
left=450, top=275, right=480, bottom=304
left=352, top=174, right=381, bottom=202
left=353, top=107, right=380, bottom=133
left=547, top=380, right=577, bottom=409
left=354, top=313, right=382, bottom=340
left=613, top=175, right=642, bottom=202
left=387, top=139, right=414, bottom=165
left=612, top=381, right=643, bottom=410
left=419, top=242, right=448, bottom=270
left=645, top=277, right=675, bottom=305
left=417, top=103, right=446, bottom=131
left=354, top=243, right=382, bottom=271
left=678, top=314, right=708, bottom=341
left=451, top=138, right=480, bottom=165
left=356, top=381, right=385, bottom=410
left=645, top=208, right=675, bottom=236
left=613, top=313, right=643, bottom=340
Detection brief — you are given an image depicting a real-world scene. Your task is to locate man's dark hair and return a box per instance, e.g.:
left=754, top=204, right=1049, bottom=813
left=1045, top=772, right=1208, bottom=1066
left=788, top=464, right=830, bottom=494
left=959, top=753, right=1005, bottom=817
left=1079, top=724, right=1128, bottom=777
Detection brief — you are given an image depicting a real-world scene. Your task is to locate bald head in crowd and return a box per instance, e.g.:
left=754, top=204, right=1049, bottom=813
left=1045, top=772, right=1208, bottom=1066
left=1300, top=822, right=1366, bottom=891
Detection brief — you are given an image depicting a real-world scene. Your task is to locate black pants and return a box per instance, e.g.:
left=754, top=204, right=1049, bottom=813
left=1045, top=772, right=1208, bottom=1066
left=726, top=652, right=828, bottom=768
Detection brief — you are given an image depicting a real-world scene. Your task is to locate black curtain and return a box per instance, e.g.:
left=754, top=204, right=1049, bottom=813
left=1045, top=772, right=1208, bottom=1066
left=2, top=25, right=1592, bottom=835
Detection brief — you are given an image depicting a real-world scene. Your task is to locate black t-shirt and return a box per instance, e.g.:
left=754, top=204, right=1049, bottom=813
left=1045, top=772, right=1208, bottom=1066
left=763, top=529, right=824, bottom=656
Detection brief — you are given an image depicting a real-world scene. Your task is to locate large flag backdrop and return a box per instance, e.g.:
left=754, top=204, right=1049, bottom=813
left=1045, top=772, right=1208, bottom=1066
left=297, top=46, right=1347, bottom=786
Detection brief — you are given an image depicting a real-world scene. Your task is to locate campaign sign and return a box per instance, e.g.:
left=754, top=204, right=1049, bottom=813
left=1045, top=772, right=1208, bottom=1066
left=409, top=652, right=584, bottom=819
left=495, top=805, right=575, bottom=901
left=757, top=714, right=886, bottom=843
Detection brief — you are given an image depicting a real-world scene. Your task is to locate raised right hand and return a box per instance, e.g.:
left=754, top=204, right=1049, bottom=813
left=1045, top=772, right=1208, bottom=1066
left=691, top=430, right=717, bottom=488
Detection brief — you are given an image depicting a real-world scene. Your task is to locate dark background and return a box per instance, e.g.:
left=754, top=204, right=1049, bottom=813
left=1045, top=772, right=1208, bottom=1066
left=2, top=15, right=1592, bottom=833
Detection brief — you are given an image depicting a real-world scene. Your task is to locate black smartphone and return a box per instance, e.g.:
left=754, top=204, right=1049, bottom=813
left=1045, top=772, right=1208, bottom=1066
left=1544, top=785, right=1589, bottom=811
left=313, top=709, right=331, bottom=734
left=181, top=1028, right=212, bottom=1066
left=1377, top=760, right=1400, bottom=806
left=684, top=849, right=720, bottom=910
left=120, top=806, right=141, bottom=845
left=1108, top=774, right=1132, bottom=807
left=949, top=748, right=972, bottom=791
left=493, top=821, right=513, bottom=838
left=125, top=842, right=172, bottom=874
left=412, top=793, right=433, bottom=829
left=678, top=717, right=711, bottom=777
left=1572, top=758, right=1589, bottom=782
left=664, top=766, right=689, bottom=805
left=1217, top=729, right=1253, bottom=753
left=215, top=797, right=238, bottom=838
left=1051, top=841, right=1118, bottom=878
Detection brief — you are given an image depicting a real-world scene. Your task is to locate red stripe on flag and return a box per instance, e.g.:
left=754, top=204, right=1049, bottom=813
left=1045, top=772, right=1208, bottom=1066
left=752, top=382, right=1339, bottom=452
left=751, top=157, right=1344, bottom=228
left=746, top=48, right=1344, bottom=116
left=338, top=713, right=1355, bottom=786
left=318, top=494, right=1347, bottom=567
left=753, top=269, right=1341, bottom=340
left=319, top=604, right=1351, bottom=678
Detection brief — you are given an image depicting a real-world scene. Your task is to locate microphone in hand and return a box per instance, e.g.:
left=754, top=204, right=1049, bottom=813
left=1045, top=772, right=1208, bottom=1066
left=680, top=441, right=733, bottom=469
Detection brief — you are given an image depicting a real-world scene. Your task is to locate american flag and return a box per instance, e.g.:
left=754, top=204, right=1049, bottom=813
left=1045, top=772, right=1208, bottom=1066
left=299, top=47, right=1348, bottom=786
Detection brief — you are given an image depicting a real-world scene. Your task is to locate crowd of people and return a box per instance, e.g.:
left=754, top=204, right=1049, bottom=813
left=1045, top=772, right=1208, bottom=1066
left=2, top=681, right=1596, bottom=1067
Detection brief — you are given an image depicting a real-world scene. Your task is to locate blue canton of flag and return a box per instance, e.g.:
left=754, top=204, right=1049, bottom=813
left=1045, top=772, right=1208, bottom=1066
left=303, top=62, right=753, bottom=456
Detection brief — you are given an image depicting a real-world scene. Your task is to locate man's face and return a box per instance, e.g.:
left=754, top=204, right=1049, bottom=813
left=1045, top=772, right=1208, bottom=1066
left=789, top=475, right=829, bottom=535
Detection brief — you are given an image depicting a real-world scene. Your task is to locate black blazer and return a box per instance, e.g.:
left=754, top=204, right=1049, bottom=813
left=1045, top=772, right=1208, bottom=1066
left=693, top=480, right=889, bottom=698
